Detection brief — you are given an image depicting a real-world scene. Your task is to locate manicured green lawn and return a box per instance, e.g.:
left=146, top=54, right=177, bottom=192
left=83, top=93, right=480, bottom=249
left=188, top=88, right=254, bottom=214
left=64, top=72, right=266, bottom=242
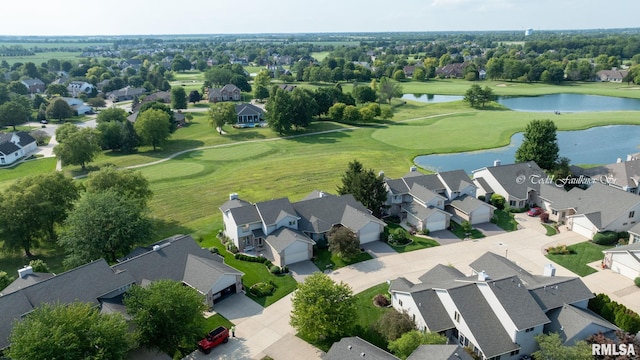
left=546, top=241, right=613, bottom=276
left=202, top=313, right=234, bottom=332
left=450, top=221, right=485, bottom=239
left=384, top=222, right=439, bottom=253
left=200, top=234, right=298, bottom=307
left=0, top=158, right=57, bottom=192
left=492, top=210, right=519, bottom=231
left=312, top=247, right=373, bottom=271
left=543, top=224, right=558, bottom=236
left=0, top=239, right=67, bottom=278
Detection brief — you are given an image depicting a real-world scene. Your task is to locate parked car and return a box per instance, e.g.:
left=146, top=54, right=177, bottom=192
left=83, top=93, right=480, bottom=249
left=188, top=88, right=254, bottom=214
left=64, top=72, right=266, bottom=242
left=40, top=120, right=48, bottom=124
left=198, top=326, right=229, bottom=354
left=527, top=207, right=543, bottom=217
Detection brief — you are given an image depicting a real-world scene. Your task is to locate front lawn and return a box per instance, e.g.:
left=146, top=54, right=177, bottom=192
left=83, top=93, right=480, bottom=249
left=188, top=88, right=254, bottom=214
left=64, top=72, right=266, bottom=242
left=546, top=241, right=613, bottom=276
left=384, top=222, right=439, bottom=253
left=312, top=247, right=373, bottom=271
left=200, top=233, right=298, bottom=307
left=492, top=210, right=518, bottom=231
left=450, top=221, right=485, bottom=239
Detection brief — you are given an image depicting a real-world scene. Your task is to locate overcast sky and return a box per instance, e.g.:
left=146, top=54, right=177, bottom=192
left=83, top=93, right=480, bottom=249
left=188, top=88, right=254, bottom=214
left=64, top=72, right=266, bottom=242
left=2, top=0, right=638, bottom=36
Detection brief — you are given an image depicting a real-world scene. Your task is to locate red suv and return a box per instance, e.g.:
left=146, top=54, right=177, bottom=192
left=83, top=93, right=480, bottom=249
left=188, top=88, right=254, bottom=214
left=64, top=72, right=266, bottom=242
left=198, top=326, right=229, bottom=354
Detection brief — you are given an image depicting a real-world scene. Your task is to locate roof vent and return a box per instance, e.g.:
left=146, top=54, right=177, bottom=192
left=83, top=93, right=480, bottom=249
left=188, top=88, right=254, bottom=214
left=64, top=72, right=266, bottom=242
left=478, top=270, right=488, bottom=281
left=360, top=352, right=366, bottom=357
left=410, top=165, right=417, bottom=172
left=348, top=345, right=352, bottom=350
left=493, top=159, right=501, bottom=167
left=378, top=170, right=384, bottom=177
left=152, top=242, right=171, bottom=251
left=229, top=193, right=239, bottom=200
left=18, top=265, right=33, bottom=279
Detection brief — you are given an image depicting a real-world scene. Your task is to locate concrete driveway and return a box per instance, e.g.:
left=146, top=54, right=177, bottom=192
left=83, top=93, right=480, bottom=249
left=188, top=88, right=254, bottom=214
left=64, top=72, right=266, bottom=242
left=429, top=230, right=461, bottom=245
left=475, top=222, right=506, bottom=237
left=288, top=261, right=320, bottom=283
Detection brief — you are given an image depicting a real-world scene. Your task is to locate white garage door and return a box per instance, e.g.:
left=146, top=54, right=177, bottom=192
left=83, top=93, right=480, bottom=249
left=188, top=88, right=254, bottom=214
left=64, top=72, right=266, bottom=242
left=359, top=222, right=380, bottom=244
left=571, top=222, right=593, bottom=239
left=284, top=249, right=309, bottom=265
left=427, top=219, right=447, bottom=232
left=471, top=208, right=492, bottom=224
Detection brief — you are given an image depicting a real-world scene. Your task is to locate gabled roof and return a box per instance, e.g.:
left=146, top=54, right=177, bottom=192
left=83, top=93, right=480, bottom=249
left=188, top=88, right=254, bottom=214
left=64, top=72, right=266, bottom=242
left=448, top=194, right=491, bottom=214
left=407, top=345, right=474, bottom=360
left=0, top=272, right=55, bottom=296
left=15, top=132, right=36, bottom=147
left=527, top=278, right=595, bottom=312
left=572, top=159, right=640, bottom=190
left=219, top=198, right=252, bottom=212
left=326, top=337, right=399, bottom=360
left=20, top=78, right=44, bottom=86
left=235, top=103, right=264, bottom=116
left=438, top=169, right=474, bottom=193
left=409, top=183, right=444, bottom=204
left=255, top=197, right=297, bottom=226
left=474, top=176, right=493, bottom=193
left=602, top=241, right=640, bottom=253
left=472, top=161, right=544, bottom=200
left=412, top=289, right=455, bottom=332
left=265, top=227, right=314, bottom=253
left=385, top=178, right=410, bottom=195
left=402, top=202, right=449, bottom=222
left=227, top=203, right=261, bottom=225
left=545, top=304, right=619, bottom=344
left=0, top=290, right=35, bottom=349
left=402, top=173, right=445, bottom=193
left=0, top=141, right=20, bottom=155
left=418, top=264, right=465, bottom=283
left=294, top=194, right=385, bottom=234
left=484, top=276, right=550, bottom=330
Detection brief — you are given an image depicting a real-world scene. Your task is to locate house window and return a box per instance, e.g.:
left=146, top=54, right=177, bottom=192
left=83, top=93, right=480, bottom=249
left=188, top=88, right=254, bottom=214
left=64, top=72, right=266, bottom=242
left=257, top=238, right=263, bottom=246
left=552, top=210, right=558, bottom=215
left=509, top=200, right=516, bottom=206
left=398, top=299, right=403, bottom=307
left=459, top=334, right=465, bottom=346
left=525, top=327, right=534, bottom=332
left=630, top=211, right=636, bottom=218
left=454, top=311, right=460, bottom=323
left=511, top=349, right=520, bottom=356
left=289, top=220, right=296, bottom=226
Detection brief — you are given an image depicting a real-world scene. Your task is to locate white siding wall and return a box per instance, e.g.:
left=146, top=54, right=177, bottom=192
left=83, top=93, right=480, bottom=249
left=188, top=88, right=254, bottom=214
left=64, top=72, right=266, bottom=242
left=470, top=205, right=492, bottom=224
left=604, top=203, right=640, bottom=232
left=222, top=212, right=241, bottom=245
left=435, top=290, right=483, bottom=355
left=610, top=252, right=640, bottom=280
left=472, top=169, right=510, bottom=199
left=427, top=211, right=449, bottom=231
left=476, top=283, right=517, bottom=341
left=275, top=215, right=299, bottom=231
left=391, top=292, right=429, bottom=331
left=514, top=325, right=544, bottom=357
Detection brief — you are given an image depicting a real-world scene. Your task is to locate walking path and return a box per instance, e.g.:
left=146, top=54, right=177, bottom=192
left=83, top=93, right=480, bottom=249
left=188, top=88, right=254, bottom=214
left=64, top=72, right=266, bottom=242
left=185, top=227, right=640, bottom=359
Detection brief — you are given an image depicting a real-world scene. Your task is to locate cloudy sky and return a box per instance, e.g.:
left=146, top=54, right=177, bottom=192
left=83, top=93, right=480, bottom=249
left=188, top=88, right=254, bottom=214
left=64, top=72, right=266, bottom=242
left=2, top=0, right=638, bottom=36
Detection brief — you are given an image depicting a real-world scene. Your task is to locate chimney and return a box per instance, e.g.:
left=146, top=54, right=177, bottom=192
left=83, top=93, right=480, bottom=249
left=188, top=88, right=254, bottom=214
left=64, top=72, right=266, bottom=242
left=378, top=170, right=384, bottom=177
left=493, top=159, right=501, bottom=167
left=318, top=191, right=326, bottom=198
left=544, top=264, right=556, bottom=276
left=628, top=154, right=633, bottom=161
left=477, top=270, right=488, bottom=281
left=617, top=157, right=622, bottom=163
left=410, top=165, right=417, bottom=172
left=18, top=266, right=33, bottom=279
left=229, top=193, right=238, bottom=200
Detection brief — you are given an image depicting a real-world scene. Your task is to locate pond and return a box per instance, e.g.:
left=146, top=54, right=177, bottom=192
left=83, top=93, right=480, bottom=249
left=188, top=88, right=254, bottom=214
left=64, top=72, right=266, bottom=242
left=403, top=93, right=640, bottom=112
left=414, top=125, right=640, bottom=173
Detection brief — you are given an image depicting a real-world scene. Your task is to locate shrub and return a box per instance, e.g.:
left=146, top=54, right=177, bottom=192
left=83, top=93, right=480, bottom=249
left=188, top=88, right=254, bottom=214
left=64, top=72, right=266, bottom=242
left=419, top=228, right=430, bottom=236
left=478, top=195, right=485, bottom=202
left=461, top=221, right=473, bottom=233
left=540, top=213, right=549, bottom=223
left=249, top=282, right=275, bottom=297
left=209, top=247, right=219, bottom=254
left=264, top=260, right=273, bottom=269
left=390, top=228, right=410, bottom=245
left=589, top=293, right=640, bottom=333
left=226, top=243, right=238, bottom=253
left=546, top=244, right=573, bottom=255
left=374, top=310, right=416, bottom=342
left=380, top=231, right=389, bottom=242
left=593, top=231, right=619, bottom=245
left=635, top=277, right=640, bottom=287
left=282, top=266, right=289, bottom=273
left=270, top=265, right=281, bottom=274
left=373, top=294, right=390, bottom=307
left=490, top=194, right=506, bottom=210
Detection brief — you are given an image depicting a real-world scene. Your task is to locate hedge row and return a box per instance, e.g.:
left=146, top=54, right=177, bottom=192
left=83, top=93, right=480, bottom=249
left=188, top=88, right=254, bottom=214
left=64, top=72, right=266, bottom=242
left=233, top=253, right=289, bottom=274
left=588, top=293, right=640, bottom=333
left=593, top=231, right=629, bottom=245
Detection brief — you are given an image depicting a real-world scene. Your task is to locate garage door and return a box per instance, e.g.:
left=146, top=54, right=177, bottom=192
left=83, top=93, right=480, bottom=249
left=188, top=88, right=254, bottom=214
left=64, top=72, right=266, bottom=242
left=571, top=222, right=593, bottom=239
left=284, top=249, right=309, bottom=265
left=359, top=226, right=380, bottom=244
left=427, top=219, right=447, bottom=232
left=611, top=258, right=640, bottom=280
left=471, top=209, right=492, bottom=224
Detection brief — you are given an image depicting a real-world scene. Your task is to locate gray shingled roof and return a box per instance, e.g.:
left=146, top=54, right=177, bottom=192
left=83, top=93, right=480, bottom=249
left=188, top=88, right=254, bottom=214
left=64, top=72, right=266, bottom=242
left=528, top=278, right=594, bottom=312
left=474, top=176, right=493, bottom=193
left=228, top=203, right=261, bottom=225
left=448, top=284, right=520, bottom=358
left=326, top=337, right=399, bottom=360
left=603, top=242, right=640, bottom=253
left=219, top=198, right=252, bottom=212
left=264, top=227, right=314, bottom=253
left=0, top=141, right=20, bottom=155
left=385, top=178, right=410, bottom=195
left=255, top=197, right=297, bottom=226
left=294, top=194, right=384, bottom=234
left=0, top=272, right=55, bottom=296
left=473, top=161, right=544, bottom=200
left=235, top=103, right=264, bottom=116
left=409, top=183, right=443, bottom=204
left=485, top=276, right=550, bottom=330
left=15, top=132, right=36, bottom=147
left=301, top=190, right=335, bottom=201
left=418, top=264, right=465, bottom=283
left=438, top=169, right=474, bottom=192
left=403, top=173, right=445, bottom=193
left=412, top=289, right=455, bottom=332
left=572, top=159, right=640, bottom=190
left=545, top=304, right=619, bottom=344
left=448, top=194, right=489, bottom=214
left=0, top=290, right=35, bottom=349
left=407, top=345, right=474, bottom=360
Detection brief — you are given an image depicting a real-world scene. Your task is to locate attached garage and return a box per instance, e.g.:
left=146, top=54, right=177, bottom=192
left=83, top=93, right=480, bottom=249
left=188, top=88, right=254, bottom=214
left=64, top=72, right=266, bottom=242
left=569, top=216, right=596, bottom=239
left=470, top=206, right=492, bottom=224
left=265, top=227, right=315, bottom=267
left=447, top=195, right=495, bottom=225
left=603, top=244, right=640, bottom=280
left=358, top=221, right=384, bottom=244
left=403, top=203, right=450, bottom=232
left=283, top=240, right=312, bottom=265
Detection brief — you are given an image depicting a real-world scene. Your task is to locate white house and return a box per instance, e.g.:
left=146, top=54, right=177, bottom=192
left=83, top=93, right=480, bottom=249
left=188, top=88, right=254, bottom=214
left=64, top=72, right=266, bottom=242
left=61, top=97, right=92, bottom=115
left=472, top=161, right=545, bottom=209
left=390, top=252, right=614, bottom=360
left=67, top=81, right=95, bottom=97
left=219, top=191, right=386, bottom=267
left=0, top=132, right=37, bottom=165
left=603, top=243, right=640, bottom=280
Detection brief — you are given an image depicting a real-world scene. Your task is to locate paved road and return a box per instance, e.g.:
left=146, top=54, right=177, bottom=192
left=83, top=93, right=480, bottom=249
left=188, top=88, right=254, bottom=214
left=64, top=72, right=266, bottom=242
left=184, top=227, right=640, bottom=360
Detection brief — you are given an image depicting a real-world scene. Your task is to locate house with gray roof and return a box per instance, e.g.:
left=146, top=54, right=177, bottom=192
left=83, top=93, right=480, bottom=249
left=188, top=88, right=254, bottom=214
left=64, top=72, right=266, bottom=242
left=207, top=84, right=241, bottom=103
left=390, top=252, right=609, bottom=360
left=407, top=344, right=474, bottom=360
left=0, top=131, right=37, bottom=166
left=107, top=86, right=146, bottom=102
left=571, top=157, right=640, bottom=195
left=234, top=103, right=265, bottom=128
left=472, top=161, right=545, bottom=209
left=384, top=167, right=494, bottom=230
left=20, top=78, right=45, bottom=94
left=603, top=242, right=640, bottom=280
left=326, top=337, right=399, bottom=360
left=219, top=191, right=386, bottom=266
left=0, top=235, right=241, bottom=350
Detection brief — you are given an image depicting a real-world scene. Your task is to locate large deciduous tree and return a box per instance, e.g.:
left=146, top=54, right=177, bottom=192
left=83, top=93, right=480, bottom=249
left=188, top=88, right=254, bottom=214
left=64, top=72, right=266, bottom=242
left=53, top=126, right=101, bottom=170
left=0, top=100, right=30, bottom=130
left=188, top=90, right=201, bottom=104
left=337, top=160, right=388, bottom=218
left=533, top=333, right=592, bottom=360
left=351, top=85, right=377, bottom=104
left=290, top=272, right=356, bottom=342
left=377, top=77, right=403, bottom=104
left=96, top=106, right=128, bottom=123
left=45, top=98, right=75, bottom=122
left=290, top=88, right=317, bottom=130
left=124, top=280, right=206, bottom=356
left=208, top=102, right=237, bottom=134
left=515, top=119, right=559, bottom=170
left=85, top=166, right=152, bottom=207
left=59, top=190, right=152, bottom=267
left=265, top=87, right=293, bottom=134
left=171, top=86, right=187, bottom=109
left=134, top=108, right=171, bottom=150
left=374, top=310, right=416, bottom=343
left=7, top=302, right=130, bottom=360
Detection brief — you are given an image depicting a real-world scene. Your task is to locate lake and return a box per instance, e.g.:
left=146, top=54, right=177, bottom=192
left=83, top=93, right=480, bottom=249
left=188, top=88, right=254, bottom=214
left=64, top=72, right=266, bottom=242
left=414, top=125, right=640, bottom=173
left=403, top=93, right=640, bottom=112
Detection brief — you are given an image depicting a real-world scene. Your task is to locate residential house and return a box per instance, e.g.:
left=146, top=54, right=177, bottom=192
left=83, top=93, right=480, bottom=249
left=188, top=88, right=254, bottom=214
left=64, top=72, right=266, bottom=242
left=208, top=84, right=241, bottom=103
left=132, top=91, right=172, bottom=113
left=629, top=223, right=640, bottom=244
left=219, top=191, right=386, bottom=266
left=61, top=97, right=92, bottom=115
left=535, top=182, right=640, bottom=238
left=384, top=167, right=494, bottom=230
left=0, top=132, right=37, bottom=166
left=403, top=65, right=416, bottom=77
left=67, top=81, right=95, bottom=97
left=595, top=69, right=628, bottom=82
left=472, top=161, right=545, bottom=209
left=571, top=156, right=640, bottom=195
left=390, top=252, right=615, bottom=360
left=603, top=242, right=640, bottom=279
left=234, top=103, right=265, bottom=128
left=107, top=86, right=146, bottom=102
left=0, top=234, right=242, bottom=350
left=326, top=337, right=399, bottom=360
left=20, top=78, right=45, bottom=94
left=435, top=62, right=470, bottom=78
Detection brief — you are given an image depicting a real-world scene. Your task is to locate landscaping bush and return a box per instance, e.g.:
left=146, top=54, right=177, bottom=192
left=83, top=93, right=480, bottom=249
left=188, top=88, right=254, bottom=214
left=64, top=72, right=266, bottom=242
left=588, top=293, right=640, bottom=333
left=380, top=231, right=389, bottom=242
left=282, top=266, right=289, bottom=273
left=208, top=247, right=219, bottom=254
left=389, top=228, right=410, bottom=245
left=226, top=243, right=238, bottom=253
left=249, top=282, right=276, bottom=297
left=546, top=244, right=573, bottom=255
left=478, top=195, right=485, bottom=202
left=419, top=228, right=430, bottom=236
left=593, top=231, right=620, bottom=245
left=270, top=265, right=281, bottom=274
left=374, top=310, right=416, bottom=342
left=373, top=294, right=390, bottom=307
left=635, top=277, right=640, bottom=288
left=490, top=194, right=506, bottom=210
left=540, top=213, right=549, bottom=223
